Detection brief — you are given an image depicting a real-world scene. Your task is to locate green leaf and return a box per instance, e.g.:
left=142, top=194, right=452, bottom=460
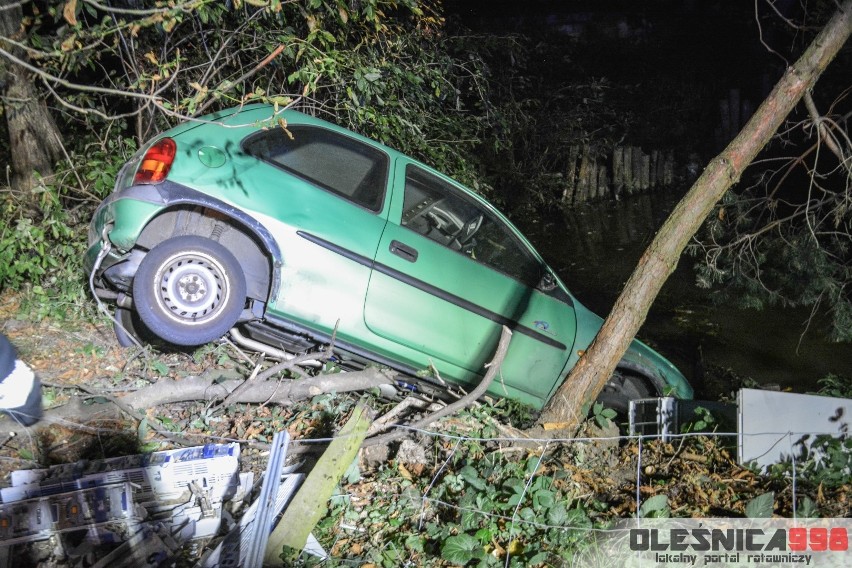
left=461, top=508, right=479, bottom=531
left=460, top=465, right=486, bottom=490
left=151, top=360, right=169, bottom=376
left=547, top=504, right=569, bottom=526
left=798, top=496, right=819, bottom=518
left=137, top=417, right=148, bottom=442
left=745, top=492, right=775, bottom=518
left=474, top=528, right=493, bottom=543
left=506, top=493, right=523, bottom=508
left=639, top=494, right=670, bottom=518
left=344, top=457, right=361, bottom=484
left=442, top=534, right=479, bottom=565
left=601, top=408, right=617, bottom=419
left=503, top=478, right=525, bottom=493
left=405, top=534, right=425, bottom=553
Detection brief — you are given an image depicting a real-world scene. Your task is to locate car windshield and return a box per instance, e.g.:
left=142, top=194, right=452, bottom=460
left=243, top=125, right=389, bottom=211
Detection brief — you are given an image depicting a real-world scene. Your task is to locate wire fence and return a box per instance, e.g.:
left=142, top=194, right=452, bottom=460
left=308, top=423, right=849, bottom=566
left=0, top=399, right=848, bottom=566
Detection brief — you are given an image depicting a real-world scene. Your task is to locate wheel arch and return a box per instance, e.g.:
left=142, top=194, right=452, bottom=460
left=133, top=200, right=280, bottom=308
left=614, top=359, right=667, bottom=397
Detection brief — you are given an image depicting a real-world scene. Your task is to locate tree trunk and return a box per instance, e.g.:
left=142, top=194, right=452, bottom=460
left=0, top=3, right=64, bottom=193
left=539, top=0, right=852, bottom=429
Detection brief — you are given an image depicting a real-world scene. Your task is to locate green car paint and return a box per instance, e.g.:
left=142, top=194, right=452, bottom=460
left=85, top=104, right=693, bottom=409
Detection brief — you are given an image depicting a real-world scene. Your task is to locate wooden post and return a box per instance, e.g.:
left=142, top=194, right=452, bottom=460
left=561, top=145, right=579, bottom=204
left=632, top=146, right=643, bottom=194
left=597, top=163, right=609, bottom=199
left=613, top=146, right=624, bottom=199
left=264, top=402, right=373, bottom=565
left=576, top=148, right=591, bottom=203
left=650, top=150, right=659, bottom=188
left=623, top=146, right=633, bottom=195
left=641, top=153, right=651, bottom=191
left=589, top=157, right=599, bottom=200
left=663, top=150, right=674, bottom=186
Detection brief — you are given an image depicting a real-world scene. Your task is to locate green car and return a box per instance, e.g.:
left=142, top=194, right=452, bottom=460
left=86, top=104, right=692, bottom=410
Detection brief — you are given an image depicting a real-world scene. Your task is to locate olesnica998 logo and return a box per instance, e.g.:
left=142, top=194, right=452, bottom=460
left=599, top=519, right=852, bottom=567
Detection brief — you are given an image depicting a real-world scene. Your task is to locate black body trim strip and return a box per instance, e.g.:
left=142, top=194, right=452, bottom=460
left=297, top=230, right=567, bottom=351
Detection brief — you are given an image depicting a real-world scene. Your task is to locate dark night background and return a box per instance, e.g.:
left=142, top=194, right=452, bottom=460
left=440, top=0, right=852, bottom=392
left=444, top=0, right=785, bottom=153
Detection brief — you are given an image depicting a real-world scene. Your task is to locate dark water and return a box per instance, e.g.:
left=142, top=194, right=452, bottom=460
left=515, top=190, right=852, bottom=398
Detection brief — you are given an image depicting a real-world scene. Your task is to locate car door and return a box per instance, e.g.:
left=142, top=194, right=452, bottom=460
left=237, top=124, right=391, bottom=340
left=364, top=161, right=576, bottom=404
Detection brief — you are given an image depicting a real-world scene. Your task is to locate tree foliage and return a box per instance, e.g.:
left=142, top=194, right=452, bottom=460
left=1, top=0, right=492, bottom=181
left=690, top=4, right=852, bottom=341
left=540, top=0, right=852, bottom=429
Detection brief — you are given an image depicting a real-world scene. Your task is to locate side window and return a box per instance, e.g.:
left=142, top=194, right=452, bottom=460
left=243, top=125, right=388, bottom=211
left=401, top=165, right=541, bottom=285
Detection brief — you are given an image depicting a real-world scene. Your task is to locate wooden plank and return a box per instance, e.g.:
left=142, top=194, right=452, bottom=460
left=263, top=401, right=373, bottom=566
left=612, top=146, right=624, bottom=199
left=561, top=145, right=579, bottom=204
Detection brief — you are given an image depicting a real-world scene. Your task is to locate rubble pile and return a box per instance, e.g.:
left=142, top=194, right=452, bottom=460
left=0, top=439, right=303, bottom=567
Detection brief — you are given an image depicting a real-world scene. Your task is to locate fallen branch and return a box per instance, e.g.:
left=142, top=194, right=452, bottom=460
left=47, top=380, right=201, bottom=448
left=366, top=396, right=430, bottom=437
left=363, top=326, right=513, bottom=448
left=804, top=91, right=852, bottom=175
left=1, top=368, right=396, bottom=435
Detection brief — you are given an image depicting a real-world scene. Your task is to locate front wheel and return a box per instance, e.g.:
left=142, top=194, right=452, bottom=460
left=596, top=371, right=654, bottom=417
left=132, top=236, right=247, bottom=347
left=113, top=306, right=160, bottom=348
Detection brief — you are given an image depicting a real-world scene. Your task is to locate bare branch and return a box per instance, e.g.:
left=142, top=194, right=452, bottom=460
left=804, top=91, right=852, bottom=175
left=1, top=368, right=397, bottom=436
left=364, top=326, right=513, bottom=447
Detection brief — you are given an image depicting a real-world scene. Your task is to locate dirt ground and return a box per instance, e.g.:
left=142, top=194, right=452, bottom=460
left=0, top=290, right=295, bottom=475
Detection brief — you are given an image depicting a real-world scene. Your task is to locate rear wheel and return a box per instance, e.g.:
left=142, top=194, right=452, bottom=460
left=132, top=236, right=246, bottom=346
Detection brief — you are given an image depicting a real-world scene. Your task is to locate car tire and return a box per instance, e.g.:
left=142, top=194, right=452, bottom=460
left=114, top=307, right=166, bottom=349
left=132, top=236, right=247, bottom=347
left=596, top=371, right=653, bottom=417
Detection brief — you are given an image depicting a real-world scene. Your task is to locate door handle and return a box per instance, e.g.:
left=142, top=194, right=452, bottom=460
left=389, top=240, right=418, bottom=262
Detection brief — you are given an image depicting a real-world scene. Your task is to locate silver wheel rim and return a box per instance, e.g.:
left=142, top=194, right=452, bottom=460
left=153, top=250, right=230, bottom=325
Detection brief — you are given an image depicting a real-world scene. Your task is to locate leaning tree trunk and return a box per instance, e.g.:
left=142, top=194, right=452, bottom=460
left=539, top=0, right=852, bottom=429
left=0, top=2, right=64, bottom=194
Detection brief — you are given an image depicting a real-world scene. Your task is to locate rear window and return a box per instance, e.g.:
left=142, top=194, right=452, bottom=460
left=243, top=125, right=388, bottom=211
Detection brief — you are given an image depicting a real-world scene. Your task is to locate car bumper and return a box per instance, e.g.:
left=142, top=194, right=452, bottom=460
left=84, top=191, right=168, bottom=288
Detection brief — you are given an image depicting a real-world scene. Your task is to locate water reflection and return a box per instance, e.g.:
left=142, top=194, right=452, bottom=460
left=515, top=191, right=852, bottom=396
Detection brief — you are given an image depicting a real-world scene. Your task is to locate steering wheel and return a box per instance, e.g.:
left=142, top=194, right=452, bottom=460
left=425, top=207, right=463, bottom=238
